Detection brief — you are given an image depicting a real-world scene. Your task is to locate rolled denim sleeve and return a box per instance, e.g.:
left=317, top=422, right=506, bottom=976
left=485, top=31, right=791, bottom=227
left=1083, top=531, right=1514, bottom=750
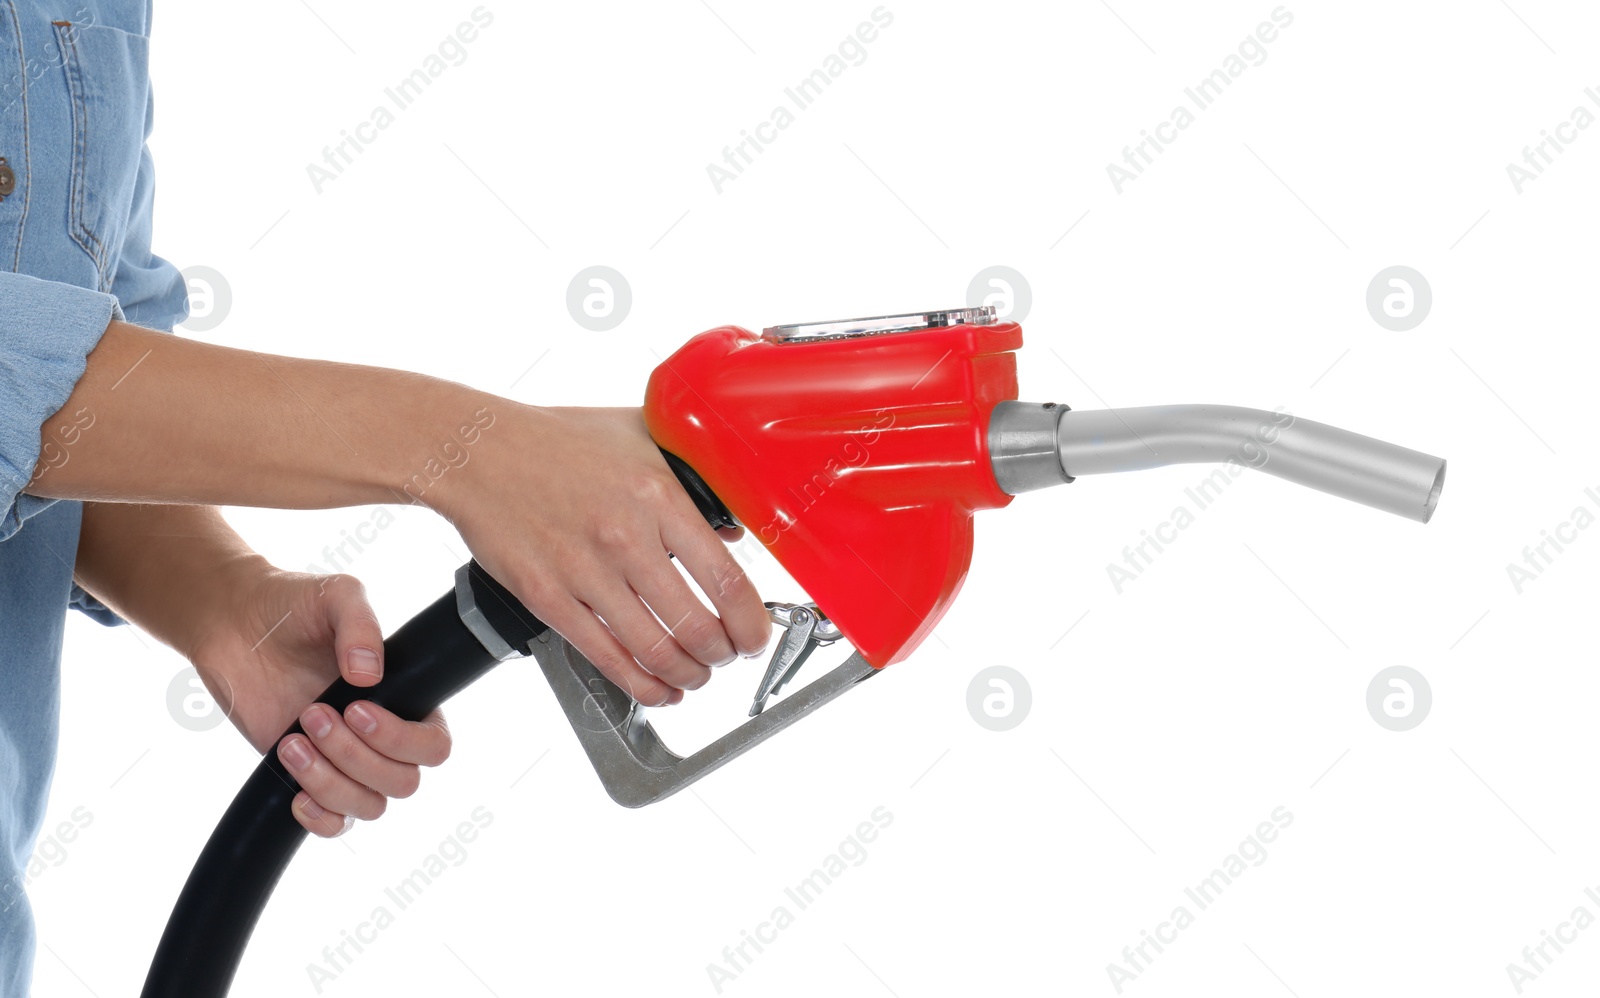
left=0, top=272, right=123, bottom=542
left=66, top=580, right=124, bottom=626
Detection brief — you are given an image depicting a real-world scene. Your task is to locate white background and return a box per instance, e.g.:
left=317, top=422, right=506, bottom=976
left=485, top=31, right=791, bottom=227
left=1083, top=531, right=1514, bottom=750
left=28, top=1, right=1600, bottom=996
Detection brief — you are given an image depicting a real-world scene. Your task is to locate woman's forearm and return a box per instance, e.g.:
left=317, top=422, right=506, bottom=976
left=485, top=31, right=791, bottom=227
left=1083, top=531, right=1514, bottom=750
left=74, top=501, right=266, bottom=657
left=26, top=320, right=488, bottom=512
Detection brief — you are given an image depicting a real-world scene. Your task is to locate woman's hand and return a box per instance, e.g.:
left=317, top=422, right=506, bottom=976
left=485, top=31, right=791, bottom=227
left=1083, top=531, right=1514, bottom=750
left=187, top=564, right=450, bottom=839
left=430, top=405, right=771, bottom=708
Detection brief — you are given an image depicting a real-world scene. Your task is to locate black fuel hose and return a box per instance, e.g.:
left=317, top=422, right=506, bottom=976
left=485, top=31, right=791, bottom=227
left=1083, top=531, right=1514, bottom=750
left=141, top=453, right=732, bottom=997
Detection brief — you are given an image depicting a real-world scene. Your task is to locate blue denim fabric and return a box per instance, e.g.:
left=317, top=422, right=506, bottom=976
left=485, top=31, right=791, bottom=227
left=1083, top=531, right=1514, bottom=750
left=0, top=3, right=188, bottom=992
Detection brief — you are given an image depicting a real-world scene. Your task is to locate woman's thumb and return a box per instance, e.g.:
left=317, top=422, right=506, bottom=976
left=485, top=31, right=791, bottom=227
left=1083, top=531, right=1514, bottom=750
left=319, top=574, right=385, bottom=686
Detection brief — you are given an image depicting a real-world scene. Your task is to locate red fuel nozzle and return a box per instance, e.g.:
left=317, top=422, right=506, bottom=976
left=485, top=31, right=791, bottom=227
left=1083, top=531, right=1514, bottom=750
left=644, top=312, right=1022, bottom=668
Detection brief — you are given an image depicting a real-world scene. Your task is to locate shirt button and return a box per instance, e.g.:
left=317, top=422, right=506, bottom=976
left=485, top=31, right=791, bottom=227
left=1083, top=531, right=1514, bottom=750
left=0, top=158, right=14, bottom=199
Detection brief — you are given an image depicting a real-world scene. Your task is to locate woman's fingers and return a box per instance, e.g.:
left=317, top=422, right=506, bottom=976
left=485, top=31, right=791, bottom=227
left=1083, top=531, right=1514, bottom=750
left=658, top=513, right=770, bottom=658
left=284, top=703, right=453, bottom=834
left=625, top=558, right=737, bottom=672
left=278, top=731, right=386, bottom=823
left=338, top=703, right=451, bottom=768
left=599, top=587, right=716, bottom=691
left=291, top=791, right=353, bottom=840
left=297, top=703, right=425, bottom=798
left=548, top=596, right=684, bottom=707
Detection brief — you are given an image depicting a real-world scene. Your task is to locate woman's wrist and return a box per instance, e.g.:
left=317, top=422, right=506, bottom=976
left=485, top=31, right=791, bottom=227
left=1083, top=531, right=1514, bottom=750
left=173, top=550, right=277, bottom=663
left=75, top=502, right=270, bottom=657
left=402, top=389, right=527, bottom=528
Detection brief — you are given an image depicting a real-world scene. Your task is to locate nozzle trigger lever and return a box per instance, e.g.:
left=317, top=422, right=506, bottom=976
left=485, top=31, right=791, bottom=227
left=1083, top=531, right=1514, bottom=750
left=750, top=602, right=840, bottom=716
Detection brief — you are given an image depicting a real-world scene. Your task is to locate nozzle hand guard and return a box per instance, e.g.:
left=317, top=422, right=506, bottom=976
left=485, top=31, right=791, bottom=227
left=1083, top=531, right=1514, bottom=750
left=533, top=632, right=875, bottom=808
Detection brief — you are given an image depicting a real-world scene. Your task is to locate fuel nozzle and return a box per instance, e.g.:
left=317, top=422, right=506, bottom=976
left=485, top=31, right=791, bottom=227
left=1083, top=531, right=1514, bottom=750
left=988, top=401, right=1446, bottom=523
left=151, top=310, right=1456, bottom=998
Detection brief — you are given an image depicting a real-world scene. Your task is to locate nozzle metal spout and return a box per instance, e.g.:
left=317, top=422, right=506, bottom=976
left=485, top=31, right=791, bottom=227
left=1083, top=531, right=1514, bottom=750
left=989, top=401, right=1446, bottom=524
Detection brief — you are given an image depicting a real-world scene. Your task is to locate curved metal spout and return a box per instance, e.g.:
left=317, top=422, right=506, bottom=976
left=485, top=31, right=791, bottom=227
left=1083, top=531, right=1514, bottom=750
left=989, top=402, right=1446, bottom=524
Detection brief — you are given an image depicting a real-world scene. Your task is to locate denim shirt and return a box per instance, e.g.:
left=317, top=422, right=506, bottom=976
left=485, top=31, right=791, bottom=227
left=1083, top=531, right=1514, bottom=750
left=0, top=3, right=188, bottom=992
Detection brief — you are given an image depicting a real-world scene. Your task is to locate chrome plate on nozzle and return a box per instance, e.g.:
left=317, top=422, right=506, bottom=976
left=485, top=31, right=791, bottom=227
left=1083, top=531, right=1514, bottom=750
left=764, top=305, right=996, bottom=343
